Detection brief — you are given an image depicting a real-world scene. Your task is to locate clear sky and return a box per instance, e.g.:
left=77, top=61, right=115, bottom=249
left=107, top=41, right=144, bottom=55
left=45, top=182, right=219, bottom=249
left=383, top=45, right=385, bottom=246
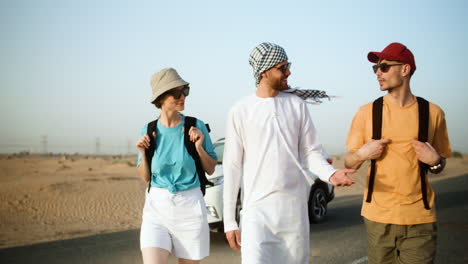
left=1, top=0, right=467, bottom=155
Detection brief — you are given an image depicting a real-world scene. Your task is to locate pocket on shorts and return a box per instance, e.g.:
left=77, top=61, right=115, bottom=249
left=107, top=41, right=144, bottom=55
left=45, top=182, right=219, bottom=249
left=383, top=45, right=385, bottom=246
left=142, top=192, right=169, bottom=220
left=185, top=196, right=206, bottom=217
left=198, top=198, right=208, bottom=217
left=172, top=198, right=206, bottom=232
left=179, top=189, right=206, bottom=216
left=142, top=195, right=158, bottom=218
left=408, top=222, right=437, bottom=237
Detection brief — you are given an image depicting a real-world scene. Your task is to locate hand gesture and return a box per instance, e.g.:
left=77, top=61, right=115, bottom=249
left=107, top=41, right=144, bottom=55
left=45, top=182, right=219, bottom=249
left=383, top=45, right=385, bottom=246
left=329, top=168, right=356, bottom=186
left=188, top=126, right=204, bottom=150
left=226, top=229, right=241, bottom=251
left=356, top=139, right=390, bottom=161
left=412, top=140, right=440, bottom=166
left=135, top=132, right=156, bottom=154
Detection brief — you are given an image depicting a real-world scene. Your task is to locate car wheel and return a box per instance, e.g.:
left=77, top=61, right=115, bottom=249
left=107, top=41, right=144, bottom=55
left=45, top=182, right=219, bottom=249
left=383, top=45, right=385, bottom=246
left=209, top=222, right=223, bottom=232
left=308, top=187, right=328, bottom=223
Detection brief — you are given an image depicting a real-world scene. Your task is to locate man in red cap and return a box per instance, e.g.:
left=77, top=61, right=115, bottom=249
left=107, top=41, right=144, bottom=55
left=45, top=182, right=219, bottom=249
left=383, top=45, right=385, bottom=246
left=344, top=42, right=451, bottom=263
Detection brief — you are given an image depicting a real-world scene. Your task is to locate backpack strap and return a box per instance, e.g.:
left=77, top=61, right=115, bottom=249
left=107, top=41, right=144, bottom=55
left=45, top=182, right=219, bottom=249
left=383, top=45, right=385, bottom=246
left=145, top=119, right=158, bottom=193
left=183, top=116, right=214, bottom=195
left=416, top=97, right=430, bottom=210
left=366, top=96, right=383, bottom=203
left=367, top=96, right=431, bottom=210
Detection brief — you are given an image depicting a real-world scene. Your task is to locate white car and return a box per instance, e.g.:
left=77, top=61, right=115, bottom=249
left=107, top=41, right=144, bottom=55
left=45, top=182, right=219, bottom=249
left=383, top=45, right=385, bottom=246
left=204, top=138, right=335, bottom=231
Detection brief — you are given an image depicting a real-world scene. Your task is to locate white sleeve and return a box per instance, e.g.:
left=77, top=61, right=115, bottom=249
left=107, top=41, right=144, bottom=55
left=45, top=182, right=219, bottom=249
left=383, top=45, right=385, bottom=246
left=298, top=102, right=336, bottom=183
left=222, top=108, right=243, bottom=232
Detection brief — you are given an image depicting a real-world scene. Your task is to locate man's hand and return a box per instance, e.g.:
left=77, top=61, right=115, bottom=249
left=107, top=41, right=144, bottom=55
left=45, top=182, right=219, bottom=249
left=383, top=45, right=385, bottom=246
left=356, top=139, right=391, bottom=161
left=412, top=140, right=441, bottom=166
left=225, top=229, right=241, bottom=252
left=345, top=139, right=391, bottom=170
left=329, top=169, right=356, bottom=186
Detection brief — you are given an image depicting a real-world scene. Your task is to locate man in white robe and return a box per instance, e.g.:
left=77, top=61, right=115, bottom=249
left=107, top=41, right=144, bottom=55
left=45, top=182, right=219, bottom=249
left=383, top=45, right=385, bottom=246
left=223, top=42, right=356, bottom=264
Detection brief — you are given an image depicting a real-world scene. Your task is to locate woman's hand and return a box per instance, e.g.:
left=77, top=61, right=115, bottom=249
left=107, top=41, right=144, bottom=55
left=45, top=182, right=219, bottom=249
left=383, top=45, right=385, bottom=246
left=135, top=132, right=156, bottom=154
left=186, top=126, right=217, bottom=175
left=188, top=126, right=204, bottom=150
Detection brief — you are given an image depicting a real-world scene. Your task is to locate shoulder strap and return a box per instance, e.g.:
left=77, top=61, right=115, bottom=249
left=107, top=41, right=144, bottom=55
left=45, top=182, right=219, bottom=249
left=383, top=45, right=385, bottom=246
left=417, top=97, right=429, bottom=142
left=372, top=97, right=384, bottom=140
left=417, top=97, right=430, bottom=210
left=366, top=97, right=431, bottom=210
left=183, top=116, right=213, bottom=195
left=184, top=116, right=197, bottom=156
left=366, top=97, right=383, bottom=203
left=145, top=119, right=158, bottom=193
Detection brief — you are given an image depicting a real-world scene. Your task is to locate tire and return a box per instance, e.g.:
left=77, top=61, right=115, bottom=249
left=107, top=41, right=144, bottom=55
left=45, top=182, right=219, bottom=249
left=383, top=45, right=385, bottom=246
left=209, top=222, right=223, bottom=232
left=215, top=223, right=224, bottom=233
left=308, top=187, right=328, bottom=224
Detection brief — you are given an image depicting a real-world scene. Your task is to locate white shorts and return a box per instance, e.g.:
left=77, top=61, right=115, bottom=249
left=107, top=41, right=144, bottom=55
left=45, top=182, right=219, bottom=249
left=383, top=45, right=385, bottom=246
left=140, top=187, right=209, bottom=260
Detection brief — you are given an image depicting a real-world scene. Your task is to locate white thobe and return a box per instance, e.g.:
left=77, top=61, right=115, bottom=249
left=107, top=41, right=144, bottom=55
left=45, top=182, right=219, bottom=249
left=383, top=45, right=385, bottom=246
left=223, top=92, right=336, bottom=264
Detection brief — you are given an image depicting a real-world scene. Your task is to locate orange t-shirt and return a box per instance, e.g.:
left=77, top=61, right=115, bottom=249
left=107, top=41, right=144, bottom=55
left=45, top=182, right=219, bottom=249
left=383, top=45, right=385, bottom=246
left=346, top=95, right=451, bottom=225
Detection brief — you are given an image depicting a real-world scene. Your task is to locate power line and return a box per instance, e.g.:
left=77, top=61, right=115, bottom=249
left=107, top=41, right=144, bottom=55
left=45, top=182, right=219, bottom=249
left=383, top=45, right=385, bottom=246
left=0, top=138, right=138, bottom=155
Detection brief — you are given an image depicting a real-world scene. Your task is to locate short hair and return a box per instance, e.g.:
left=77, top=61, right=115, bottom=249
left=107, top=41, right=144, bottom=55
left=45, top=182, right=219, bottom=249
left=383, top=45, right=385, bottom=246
left=152, top=93, right=167, bottom=108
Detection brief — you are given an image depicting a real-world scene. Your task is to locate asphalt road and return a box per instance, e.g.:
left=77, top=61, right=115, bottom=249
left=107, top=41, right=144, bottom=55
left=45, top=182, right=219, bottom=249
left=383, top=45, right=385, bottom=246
left=1, top=173, right=467, bottom=264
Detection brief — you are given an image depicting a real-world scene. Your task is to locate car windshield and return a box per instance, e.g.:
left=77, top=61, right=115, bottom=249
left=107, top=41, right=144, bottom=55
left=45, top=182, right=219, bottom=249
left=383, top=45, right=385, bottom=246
left=213, top=142, right=224, bottom=164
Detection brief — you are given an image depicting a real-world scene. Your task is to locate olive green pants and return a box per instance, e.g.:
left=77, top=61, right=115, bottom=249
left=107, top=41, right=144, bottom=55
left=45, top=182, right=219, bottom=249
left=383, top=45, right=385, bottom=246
left=364, top=218, right=437, bottom=264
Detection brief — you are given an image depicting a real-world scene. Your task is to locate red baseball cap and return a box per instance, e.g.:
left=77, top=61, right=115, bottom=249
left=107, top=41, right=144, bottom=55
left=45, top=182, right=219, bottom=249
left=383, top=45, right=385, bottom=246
left=367, top=42, right=416, bottom=74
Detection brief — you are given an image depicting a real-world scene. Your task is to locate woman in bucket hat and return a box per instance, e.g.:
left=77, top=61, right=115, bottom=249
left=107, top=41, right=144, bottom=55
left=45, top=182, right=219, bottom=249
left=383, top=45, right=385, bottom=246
left=135, top=68, right=218, bottom=264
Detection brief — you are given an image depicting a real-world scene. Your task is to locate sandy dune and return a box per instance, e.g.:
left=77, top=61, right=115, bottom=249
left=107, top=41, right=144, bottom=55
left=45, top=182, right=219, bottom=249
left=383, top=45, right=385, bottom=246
left=0, top=154, right=146, bottom=248
left=0, top=153, right=467, bottom=249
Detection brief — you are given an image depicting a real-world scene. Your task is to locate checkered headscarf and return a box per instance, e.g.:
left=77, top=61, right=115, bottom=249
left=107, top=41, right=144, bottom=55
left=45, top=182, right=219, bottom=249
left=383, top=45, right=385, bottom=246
left=249, top=42, right=288, bottom=86
left=283, top=87, right=332, bottom=104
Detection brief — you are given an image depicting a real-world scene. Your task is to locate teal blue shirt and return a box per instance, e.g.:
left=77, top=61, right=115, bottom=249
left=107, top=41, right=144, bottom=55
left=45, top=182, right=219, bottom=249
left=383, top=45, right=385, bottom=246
left=137, top=116, right=217, bottom=193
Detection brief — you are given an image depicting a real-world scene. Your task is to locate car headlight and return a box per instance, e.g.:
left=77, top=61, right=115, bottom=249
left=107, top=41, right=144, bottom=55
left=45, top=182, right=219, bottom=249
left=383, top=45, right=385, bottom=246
left=208, top=176, right=224, bottom=186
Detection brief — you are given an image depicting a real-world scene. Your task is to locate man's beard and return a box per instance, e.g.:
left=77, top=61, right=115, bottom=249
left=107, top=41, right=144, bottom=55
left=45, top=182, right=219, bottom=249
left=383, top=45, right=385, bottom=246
left=272, top=78, right=288, bottom=91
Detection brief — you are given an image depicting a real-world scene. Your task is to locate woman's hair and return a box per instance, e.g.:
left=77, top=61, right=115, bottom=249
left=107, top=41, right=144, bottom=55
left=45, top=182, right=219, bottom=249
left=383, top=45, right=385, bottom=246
left=152, top=93, right=168, bottom=108
left=151, top=85, right=188, bottom=108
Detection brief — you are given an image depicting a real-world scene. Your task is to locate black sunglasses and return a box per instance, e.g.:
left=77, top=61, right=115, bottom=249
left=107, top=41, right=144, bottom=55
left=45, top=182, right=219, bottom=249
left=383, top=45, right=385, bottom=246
left=275, top=62, right=291, bottom=73
left=166, top=86, right=190, bottom=99
left=372, top=63, right=404, bottom=73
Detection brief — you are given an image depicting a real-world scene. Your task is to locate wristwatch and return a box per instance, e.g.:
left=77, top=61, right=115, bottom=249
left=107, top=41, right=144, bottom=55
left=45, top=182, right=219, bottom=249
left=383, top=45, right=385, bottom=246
left=429, top=160, right=442, bottom=171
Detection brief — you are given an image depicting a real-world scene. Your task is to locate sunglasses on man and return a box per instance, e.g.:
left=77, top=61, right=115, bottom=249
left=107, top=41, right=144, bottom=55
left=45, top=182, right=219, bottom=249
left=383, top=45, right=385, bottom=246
left=372, top=63, right=404, bottom=73
left=274, top=62, right=291, bottom=74
left=166, top=86, right=190, bottom=99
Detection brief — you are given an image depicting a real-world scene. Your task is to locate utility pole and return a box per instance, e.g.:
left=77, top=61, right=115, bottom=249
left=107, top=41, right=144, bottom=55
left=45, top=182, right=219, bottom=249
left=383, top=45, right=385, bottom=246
left=127, top=139, right=131, bottom=155
left=41, top=135, right=48, bottom=154
left=95, top=137, right=101, bottom=155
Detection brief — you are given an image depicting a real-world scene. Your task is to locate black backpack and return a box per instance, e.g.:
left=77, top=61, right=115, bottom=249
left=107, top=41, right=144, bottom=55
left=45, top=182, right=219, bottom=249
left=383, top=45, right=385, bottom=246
left=367, top=96, right=431, bottom=210
left=145, top=116, right=214, bottom=195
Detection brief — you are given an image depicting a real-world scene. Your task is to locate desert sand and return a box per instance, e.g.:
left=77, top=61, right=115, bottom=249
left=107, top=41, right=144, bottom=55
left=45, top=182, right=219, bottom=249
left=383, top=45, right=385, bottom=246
left=0, top=153, right=467, bottom=249
left=0, top=154, right=145, bottom=249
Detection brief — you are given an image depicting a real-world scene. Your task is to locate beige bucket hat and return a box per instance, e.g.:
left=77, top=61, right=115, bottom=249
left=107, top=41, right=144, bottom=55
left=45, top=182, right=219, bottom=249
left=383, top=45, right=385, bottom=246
left=150, top=68, right=189, bottom=103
